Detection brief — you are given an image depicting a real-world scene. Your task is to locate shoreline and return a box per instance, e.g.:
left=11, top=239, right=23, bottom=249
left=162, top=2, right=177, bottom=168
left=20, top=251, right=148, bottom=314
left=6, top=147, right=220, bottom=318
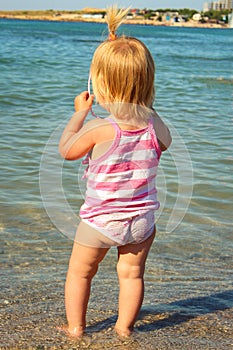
left=0, top=11, right=229, bottom=29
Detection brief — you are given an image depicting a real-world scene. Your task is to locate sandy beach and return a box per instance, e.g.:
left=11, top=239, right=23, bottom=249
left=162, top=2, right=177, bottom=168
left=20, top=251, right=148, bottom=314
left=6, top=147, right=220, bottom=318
left=0, top=10, right=229, bottom=29
left=1, top=233, right=233, bottom=349
left=1, top=286, right=233, bottom=349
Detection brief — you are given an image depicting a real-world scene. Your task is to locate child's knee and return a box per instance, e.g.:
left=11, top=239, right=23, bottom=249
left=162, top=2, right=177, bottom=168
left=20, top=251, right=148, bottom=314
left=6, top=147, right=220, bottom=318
left=68, top=260, right=98, bottom=279
left=117, top=260, right=143, bottom=279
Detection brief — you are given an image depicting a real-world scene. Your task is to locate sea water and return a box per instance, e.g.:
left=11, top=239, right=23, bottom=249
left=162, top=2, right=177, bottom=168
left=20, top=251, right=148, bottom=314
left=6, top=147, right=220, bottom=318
left=0, top=19, right=232, bottom=349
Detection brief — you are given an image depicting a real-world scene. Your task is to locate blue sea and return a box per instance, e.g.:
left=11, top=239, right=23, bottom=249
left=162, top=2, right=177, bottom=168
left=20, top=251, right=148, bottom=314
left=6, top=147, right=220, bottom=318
left=0, top=19, right=232, bottom=349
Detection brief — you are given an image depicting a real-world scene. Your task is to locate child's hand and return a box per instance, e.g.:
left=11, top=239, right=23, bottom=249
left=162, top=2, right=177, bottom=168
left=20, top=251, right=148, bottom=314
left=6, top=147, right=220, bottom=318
left=74, top=91, right=94, bottom=113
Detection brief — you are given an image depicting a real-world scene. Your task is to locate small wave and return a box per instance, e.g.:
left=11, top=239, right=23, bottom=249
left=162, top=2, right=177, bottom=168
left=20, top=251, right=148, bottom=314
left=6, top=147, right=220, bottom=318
left=71, top=38, right=101, bottom=44
left=196, top=76, right=233, bottom=85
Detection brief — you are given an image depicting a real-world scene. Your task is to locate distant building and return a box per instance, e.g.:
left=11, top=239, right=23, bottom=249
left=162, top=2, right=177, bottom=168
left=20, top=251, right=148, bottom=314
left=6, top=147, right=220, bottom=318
left=226, top=0, right=233, bottom=9
left=203, top=2, right=210, bottom=11
left=130, top=8, right=140, bottom=16
left=81, top=14, right=103, bottom=18
left=193, top=13, right=202, bottom=21
left=204, top=0, right=233, bottom=11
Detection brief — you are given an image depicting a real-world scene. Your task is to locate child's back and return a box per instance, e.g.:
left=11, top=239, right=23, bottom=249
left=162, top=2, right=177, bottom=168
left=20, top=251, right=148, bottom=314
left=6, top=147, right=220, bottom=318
left=79, top=116, right=161, bottom=247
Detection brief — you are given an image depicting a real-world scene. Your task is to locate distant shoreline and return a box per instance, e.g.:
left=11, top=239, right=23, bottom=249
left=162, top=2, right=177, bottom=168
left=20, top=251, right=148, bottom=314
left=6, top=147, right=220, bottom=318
left=0, top=10, right=229, bottom=29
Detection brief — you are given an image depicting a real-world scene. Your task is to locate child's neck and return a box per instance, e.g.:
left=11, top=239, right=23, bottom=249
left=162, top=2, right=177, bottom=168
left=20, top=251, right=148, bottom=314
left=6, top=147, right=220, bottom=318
left=111, top=114, right=149, bottom=130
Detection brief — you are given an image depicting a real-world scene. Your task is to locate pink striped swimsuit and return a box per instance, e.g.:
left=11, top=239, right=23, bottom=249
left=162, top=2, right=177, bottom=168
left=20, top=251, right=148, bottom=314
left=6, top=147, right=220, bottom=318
left=79, top=117, right=161, bottom=246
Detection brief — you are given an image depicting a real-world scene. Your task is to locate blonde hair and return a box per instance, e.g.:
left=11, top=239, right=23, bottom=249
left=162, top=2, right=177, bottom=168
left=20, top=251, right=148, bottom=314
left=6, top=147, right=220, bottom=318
left=91, top=6, right=155, bottom=119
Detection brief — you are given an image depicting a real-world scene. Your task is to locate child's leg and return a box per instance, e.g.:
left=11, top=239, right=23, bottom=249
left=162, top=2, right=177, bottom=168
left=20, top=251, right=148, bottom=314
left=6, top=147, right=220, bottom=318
left=62, top=241, right=109, bottom=337
left=115, top=229, right=155, bottom=337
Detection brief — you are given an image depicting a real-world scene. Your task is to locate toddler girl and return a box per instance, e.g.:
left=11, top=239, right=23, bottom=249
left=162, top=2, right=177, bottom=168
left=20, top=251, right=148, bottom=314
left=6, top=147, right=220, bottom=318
left=59, top=6, right=171, bottom=338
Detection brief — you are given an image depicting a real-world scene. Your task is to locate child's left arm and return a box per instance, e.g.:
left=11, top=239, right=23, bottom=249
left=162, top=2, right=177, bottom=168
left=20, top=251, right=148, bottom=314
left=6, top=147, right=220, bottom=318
left=152, top=111, right=172, bottom=152
left=59, top=91, right=96, bottom=160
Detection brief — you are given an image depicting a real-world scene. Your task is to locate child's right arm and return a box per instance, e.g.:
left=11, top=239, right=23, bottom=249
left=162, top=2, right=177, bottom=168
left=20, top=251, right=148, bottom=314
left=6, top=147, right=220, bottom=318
left=59, top=91, right=96, bottom=160
left=152, top=111, right=172, bottom=152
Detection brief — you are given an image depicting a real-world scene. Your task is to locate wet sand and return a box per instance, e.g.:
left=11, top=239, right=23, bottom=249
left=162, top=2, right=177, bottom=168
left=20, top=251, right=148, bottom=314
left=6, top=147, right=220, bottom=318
left=1, top=230, right=232, bottom=349
left=1, top=282, right=232, bottom=349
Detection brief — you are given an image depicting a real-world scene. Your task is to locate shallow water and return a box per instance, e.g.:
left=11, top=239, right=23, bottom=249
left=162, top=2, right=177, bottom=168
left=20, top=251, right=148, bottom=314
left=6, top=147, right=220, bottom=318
left=0, top=19, right=233, bottom=349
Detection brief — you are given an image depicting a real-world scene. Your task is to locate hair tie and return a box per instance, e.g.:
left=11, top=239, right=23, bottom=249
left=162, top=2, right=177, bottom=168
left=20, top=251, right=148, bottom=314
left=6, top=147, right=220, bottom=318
left=109, top=32, right=117, bottom=41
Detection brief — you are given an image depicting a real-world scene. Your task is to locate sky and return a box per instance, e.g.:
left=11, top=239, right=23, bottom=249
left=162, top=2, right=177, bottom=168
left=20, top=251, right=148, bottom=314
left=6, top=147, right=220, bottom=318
left=0, top=1, right=206, bottom=11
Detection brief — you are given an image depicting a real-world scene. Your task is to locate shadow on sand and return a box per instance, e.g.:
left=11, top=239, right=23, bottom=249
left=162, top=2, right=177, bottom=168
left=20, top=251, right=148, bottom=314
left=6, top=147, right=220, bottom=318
left=87, top=289, right=233, bottom=332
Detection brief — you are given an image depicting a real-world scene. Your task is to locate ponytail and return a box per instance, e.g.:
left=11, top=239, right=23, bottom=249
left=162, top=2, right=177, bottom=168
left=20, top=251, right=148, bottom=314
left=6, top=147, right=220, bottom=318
left=105, top=5, right=130, bottom=40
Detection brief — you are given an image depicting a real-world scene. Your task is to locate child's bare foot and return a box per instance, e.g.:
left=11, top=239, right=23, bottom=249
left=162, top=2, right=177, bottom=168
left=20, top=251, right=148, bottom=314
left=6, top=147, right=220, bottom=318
left=114, top=326, right=133, bottom=337
left=57, top=324, right=84, bottom=338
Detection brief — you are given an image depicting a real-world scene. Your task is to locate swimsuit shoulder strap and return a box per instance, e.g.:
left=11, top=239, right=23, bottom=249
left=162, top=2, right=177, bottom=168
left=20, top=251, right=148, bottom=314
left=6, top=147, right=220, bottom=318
left=148, top=117, right=162, bottom=159
left=106, top=117, right=122, bottom=138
